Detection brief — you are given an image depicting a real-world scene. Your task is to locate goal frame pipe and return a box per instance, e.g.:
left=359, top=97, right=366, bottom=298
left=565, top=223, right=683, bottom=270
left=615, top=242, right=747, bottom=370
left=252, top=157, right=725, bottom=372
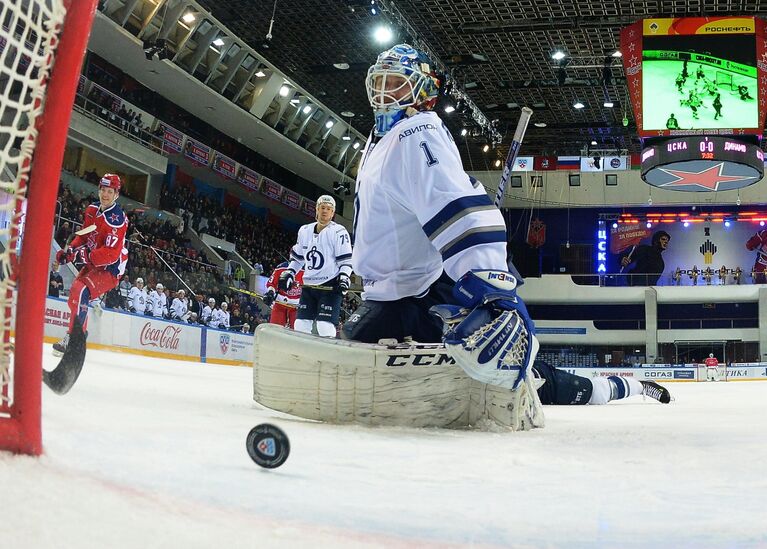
left=0, top=0, right=99, bottom=455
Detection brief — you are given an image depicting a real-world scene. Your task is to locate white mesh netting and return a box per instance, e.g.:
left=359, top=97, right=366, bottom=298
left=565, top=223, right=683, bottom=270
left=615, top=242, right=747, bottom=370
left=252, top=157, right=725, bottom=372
left=0, top=0, right=66, bottom=409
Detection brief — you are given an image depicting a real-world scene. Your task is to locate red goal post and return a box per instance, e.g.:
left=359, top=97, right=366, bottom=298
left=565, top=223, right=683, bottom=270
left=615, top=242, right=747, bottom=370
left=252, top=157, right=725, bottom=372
left=0, top=0, right=99, bottom=455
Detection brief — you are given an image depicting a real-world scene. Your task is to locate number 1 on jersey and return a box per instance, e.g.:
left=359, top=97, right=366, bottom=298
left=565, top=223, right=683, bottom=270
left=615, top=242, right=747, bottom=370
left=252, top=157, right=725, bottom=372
left=419, top=141, right=439, bottom=167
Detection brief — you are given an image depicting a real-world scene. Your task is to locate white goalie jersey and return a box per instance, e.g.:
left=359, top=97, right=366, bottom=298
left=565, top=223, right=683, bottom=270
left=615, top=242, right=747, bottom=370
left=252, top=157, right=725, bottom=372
left=352, top=110, right=508, bottom=301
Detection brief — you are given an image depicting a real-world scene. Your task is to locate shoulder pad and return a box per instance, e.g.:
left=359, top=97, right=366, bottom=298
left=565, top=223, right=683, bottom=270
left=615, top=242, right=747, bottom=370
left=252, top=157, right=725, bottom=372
left=103, top=204, right=126, bottom=228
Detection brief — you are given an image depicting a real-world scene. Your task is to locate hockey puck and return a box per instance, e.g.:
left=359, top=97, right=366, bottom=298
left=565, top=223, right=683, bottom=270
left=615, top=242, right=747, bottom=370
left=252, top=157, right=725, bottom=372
left=246, top=424, right=290, bottom=469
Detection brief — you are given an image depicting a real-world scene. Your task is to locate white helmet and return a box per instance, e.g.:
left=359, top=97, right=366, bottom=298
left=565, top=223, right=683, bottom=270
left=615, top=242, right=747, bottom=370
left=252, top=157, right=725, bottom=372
left=316, top=195, right=336, bottom=210
left=208, top=297, right=216, bottom=305
left=221, top=301, right=228, bottom=309
left=709, top=353, right=714, bottom=358
left=156, top=283, right=164, bottom=290
left=136, top=277, right=144, bottom=285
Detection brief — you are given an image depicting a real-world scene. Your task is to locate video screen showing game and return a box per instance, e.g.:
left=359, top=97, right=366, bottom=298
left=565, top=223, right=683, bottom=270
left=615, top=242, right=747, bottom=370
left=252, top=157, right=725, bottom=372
left=642, top=33, right=758, bottom=131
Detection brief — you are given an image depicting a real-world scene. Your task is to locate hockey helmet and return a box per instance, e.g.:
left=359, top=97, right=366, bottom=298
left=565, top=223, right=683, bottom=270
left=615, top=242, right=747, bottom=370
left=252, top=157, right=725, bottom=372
left=100, top=173, right=122, bottom=192
left=136, top=277, right=144, bottom=285
left=316, top=195, right=336, bottom=210
left=709, top=353, right=714, bottom=358
left=366, top=43, right=441, bottom=136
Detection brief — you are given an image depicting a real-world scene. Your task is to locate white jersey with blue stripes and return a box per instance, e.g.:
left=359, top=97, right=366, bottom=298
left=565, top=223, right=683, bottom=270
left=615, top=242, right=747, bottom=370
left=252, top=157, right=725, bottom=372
left=352, top=110, right=507, bottom=301
left=288, top=221, right=353, bottom=286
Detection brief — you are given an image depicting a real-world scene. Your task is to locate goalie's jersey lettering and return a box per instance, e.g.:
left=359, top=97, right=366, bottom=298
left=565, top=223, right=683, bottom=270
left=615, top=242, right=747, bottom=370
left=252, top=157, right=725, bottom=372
left=385, top=353, right=456, bottom=367
left=353, top=110, right=508, bottom=301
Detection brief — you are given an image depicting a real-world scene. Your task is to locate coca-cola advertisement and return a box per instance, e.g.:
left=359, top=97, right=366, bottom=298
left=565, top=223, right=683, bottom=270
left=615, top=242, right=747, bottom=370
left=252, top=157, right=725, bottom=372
left=139, top=322, right=182, bottom=350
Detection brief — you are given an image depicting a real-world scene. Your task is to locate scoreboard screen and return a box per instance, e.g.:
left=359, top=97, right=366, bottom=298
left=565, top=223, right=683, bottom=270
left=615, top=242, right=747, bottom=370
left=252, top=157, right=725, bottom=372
left=641, top=136, right=763, bottom=191
left=621, top=17, right=767, bottom=138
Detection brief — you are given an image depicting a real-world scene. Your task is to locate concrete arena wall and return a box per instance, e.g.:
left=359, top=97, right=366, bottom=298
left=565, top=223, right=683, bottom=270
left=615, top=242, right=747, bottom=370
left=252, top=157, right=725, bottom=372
left=40, top=297, right=254, bottom=365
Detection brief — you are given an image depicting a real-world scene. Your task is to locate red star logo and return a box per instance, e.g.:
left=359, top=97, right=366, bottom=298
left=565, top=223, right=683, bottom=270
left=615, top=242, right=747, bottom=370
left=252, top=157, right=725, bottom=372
left=658, top=163, right=754, bottom=191
left=110, top=213, right=120, bottom=223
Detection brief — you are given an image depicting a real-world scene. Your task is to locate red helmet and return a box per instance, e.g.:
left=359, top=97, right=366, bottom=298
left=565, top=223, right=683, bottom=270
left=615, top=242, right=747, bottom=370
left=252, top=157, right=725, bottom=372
left=100, top=173, right=122, bottom=191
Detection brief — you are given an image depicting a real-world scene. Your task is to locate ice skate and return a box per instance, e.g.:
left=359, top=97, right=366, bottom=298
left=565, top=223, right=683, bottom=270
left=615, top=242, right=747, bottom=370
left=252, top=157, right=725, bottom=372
left=641, top=380, right=672, bottom=404
left=52, top=332, right=70, bottom=357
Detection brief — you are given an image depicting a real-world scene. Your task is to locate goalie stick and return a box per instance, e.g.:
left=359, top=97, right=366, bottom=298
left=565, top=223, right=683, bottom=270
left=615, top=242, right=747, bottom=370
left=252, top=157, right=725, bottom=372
left=493, top=107, right=533, bottom=208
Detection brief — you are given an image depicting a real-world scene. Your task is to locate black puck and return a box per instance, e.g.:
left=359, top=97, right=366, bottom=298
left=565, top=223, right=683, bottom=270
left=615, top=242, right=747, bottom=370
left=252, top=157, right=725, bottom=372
left=246, top=423, right=290, bottom=469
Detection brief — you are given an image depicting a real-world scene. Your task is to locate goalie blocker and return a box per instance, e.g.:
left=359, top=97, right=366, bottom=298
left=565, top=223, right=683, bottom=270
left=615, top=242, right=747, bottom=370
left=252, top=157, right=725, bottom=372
left=253, top=324, right=544, bottom=431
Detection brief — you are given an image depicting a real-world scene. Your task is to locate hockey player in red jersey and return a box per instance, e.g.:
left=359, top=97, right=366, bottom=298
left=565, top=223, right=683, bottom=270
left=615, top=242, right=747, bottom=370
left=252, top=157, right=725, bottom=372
left=745, top=229, right=767, bottom=284
left=263, top=262, right=303, bottom=328
left=52, top=173, right=128, bottom=357
left=704, top=353, right=720, bottom=382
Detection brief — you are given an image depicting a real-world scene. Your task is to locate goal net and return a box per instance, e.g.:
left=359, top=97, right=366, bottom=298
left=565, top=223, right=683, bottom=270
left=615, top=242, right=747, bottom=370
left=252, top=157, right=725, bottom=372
left=715, top=71, right=734, bottom=89
left=0, top=0, right=98, bottom=455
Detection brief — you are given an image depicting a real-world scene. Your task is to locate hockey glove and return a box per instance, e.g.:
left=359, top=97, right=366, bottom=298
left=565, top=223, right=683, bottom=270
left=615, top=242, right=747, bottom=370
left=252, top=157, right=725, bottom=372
left=339, top=273, right=350, bottom=295
left=278, top=269, right=295, bottom=291
left=430, top=270, right=539, bottom=390
left=56, top=249, right=74, bottom=265
left=262, top=289, right=276, bottom=308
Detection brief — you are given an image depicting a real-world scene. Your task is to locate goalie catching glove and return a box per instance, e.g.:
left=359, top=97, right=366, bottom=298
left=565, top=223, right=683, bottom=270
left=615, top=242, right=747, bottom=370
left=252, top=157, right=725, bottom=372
left=430, top=270, right=540, bottom=391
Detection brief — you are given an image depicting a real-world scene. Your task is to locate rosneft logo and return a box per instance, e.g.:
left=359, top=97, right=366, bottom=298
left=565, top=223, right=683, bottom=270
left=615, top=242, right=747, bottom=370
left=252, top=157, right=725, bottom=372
left=702, top=26, right=750, bottom=32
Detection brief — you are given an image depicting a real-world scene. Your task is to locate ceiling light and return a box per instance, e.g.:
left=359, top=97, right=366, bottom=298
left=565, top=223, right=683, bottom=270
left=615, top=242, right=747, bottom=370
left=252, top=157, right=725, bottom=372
left=460, top=128, right=468, bottom=136
left=325, top=120, right=334, bottom=129
left=486, top=103, right=498, bottom=109
left=534, top=122, right=547, bottom=128
left=590, top=140, right=597, bottom=146
left=683, top=221, right=690, bottom=227
left=333, top=62, right=350, bottom=70
left=612, top=50, right=622, bottom=57
left=342, top=135, right=351, bottom=141
left=302, top=105, right=312, bottom=114
left=255, top=70, right=266, bottom=77
left=604, top=101, right=614, bottom=108
left=444, top=105, right=455, bottom=113
left=279, top=85, right=290, bottom=97
left=212, top=38, right=225, bottom=47
left=181, top=12, right=196, bottom=23
left=646, top=222, right=652, bottom=229
left=352, top=142, right=361, bottom=149
left=290, top=98, right=299, bottom=104
left=725, top=220, right=731, bottom=227
left=573, top=101, right=585, bottom=109
left=341, top=111, right=355, bottom=118
left=374, top=26, right=393, bottom=44
left=482, top=144, right=490, bottom=153
left=494, top=159, right=502, bottom=168
left=551, top=50, right=566, bottom=61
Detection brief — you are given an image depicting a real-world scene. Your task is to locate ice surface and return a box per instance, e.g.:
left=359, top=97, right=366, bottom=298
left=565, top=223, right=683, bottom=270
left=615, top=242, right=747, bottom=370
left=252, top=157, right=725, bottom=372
left=2, top=346, right=767, bottom=548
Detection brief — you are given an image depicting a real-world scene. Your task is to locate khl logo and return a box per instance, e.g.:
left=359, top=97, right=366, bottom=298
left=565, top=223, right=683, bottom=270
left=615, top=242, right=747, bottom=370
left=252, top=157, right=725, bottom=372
left=306, top=246, right=325, bottom=270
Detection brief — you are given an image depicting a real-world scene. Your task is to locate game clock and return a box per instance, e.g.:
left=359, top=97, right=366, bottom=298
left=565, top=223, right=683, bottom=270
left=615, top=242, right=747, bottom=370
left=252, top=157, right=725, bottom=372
left=641, top=136, right=764, bottom=191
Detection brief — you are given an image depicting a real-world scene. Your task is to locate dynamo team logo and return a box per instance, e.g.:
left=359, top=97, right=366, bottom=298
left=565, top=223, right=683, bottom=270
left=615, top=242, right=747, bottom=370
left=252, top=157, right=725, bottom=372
left=220, top=334, right=230, bottom=353
left=306, top=246, right=325, bottom=270
left=257, top=437, right=276, bottom=457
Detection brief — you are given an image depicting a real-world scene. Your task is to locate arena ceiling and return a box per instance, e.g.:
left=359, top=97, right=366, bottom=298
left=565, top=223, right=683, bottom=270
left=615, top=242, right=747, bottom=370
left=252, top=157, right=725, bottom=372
left=200, top=0, right=767, bottom=168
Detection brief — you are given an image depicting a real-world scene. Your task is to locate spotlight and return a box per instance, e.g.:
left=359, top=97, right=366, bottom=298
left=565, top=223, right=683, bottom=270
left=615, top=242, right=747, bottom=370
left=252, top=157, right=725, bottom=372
left=182, top=12, right=196, bottom=23
left=342, top=135, right=351, bottom=141
left=255, top=70, right=266, bottom=78
left=603, top=101, right=614, bottom=108
left=279, top=85, right=290, bottom=97
left=325, top=120, right=334, bottom=129
left=482, top=144, right=490, bottom=153
left=612, top=222, right=618, bottom=229
left=590, top=140, right=597, bottom=146
left=761, top=221, right=765, bottom=227
left=611, top=50, right=622, bottom=58
left=460, top=128, right=468, bottom=136
left=646, top=222, right=652, bottom=229
left=683, top=221, right=690, bottom=227
left=573, top=101, right=585, bottom=109
left=302, top=105, right=312, bottom=114
left=551, top=50, right=566, bottom=60
left=494, top=159, right=501, bottom=168
left=534, top=122, right=547, bottom=128
left=444, top=105, right=456, bottom=114
left=374, top=25, right=393, bottom=43
left=352, top=142, right=361, bottom=150
left=725, top=220, right=731, bottom=227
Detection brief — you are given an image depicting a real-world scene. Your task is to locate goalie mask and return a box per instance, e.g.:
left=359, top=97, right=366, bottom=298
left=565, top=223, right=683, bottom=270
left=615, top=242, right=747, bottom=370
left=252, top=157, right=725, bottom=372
left=366, top=44, right=441, bottom=136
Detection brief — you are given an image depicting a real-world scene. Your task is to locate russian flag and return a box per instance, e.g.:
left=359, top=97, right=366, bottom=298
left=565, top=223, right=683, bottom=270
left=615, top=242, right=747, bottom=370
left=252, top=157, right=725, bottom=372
left=556, top=156, right=580, bottom=170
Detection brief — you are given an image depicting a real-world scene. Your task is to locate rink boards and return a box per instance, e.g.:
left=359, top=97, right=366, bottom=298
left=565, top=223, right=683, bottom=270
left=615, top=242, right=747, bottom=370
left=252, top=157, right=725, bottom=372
left=38, top=297, right=253, bottom=365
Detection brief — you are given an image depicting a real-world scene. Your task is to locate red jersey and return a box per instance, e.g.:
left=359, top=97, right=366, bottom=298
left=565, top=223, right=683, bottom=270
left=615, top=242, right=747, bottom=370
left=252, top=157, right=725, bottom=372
left=266, top=267, right=303, bottom=306
left=704, top=357, right=719, bottom=368
left=70, top=201, right=128, bottom=277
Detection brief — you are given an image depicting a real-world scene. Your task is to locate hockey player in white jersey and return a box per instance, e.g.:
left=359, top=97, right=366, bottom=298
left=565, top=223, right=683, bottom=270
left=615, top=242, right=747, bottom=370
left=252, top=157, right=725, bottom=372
left=201, top=297, right=216, bottom=326
left=342, top=44, right=670, bottom=424
left=170, top=289, right=189, bottom=321
left=127, top=277, right=148, bottom=314
left=211, top=301, right=230, bottom=330
left=148, top=282, right=167, bottom=318
left=280, top=195, right=352, bottom=338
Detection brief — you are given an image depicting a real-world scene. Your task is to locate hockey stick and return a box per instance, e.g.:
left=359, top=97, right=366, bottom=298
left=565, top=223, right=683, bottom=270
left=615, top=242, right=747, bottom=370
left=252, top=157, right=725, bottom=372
left=130, top=230, right=198, bottom=297
left=493, top=107, right=533, bottom=208
left=64, top=224, right=97, bottom=251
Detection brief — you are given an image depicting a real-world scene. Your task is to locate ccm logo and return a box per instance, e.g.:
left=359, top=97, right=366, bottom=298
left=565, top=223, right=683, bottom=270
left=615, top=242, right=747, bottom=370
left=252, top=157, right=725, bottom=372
left=385, top=353, right=456, bottom=367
